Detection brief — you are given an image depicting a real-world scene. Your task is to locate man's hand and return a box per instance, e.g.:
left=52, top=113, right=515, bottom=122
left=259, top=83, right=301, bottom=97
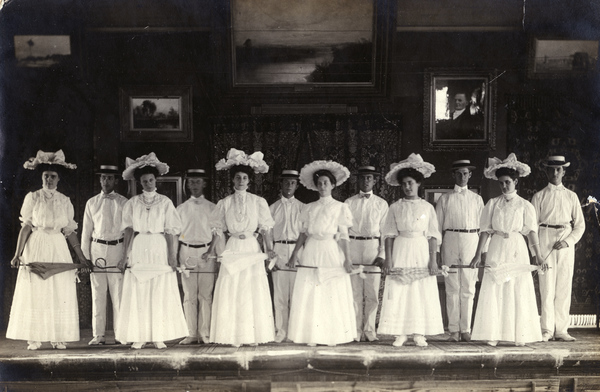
left=552, top=240, right=568, bottom=250
left=372, top=257, right=385, bottom=268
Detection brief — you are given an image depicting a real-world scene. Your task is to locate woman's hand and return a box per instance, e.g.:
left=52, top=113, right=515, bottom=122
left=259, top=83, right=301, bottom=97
left=382, top=258, right=391, bottom=275
left=343, top=259, right=354, bottom=274
left=11, top=255, right=21, bottom=269
left=168, top=254, right=177, bottom=271
left=469, top=254, right=481, bottom=269
left=372, top=257, right=385, bottom=268
left=267, top=249, right=277, bottom=260
left=428, top=254, right=439, bottom=275
left=117, top=258, right=128, bottom=273
left=533, top=255, right=549, bottom=272
left=287, top=253, right=299, bottom=269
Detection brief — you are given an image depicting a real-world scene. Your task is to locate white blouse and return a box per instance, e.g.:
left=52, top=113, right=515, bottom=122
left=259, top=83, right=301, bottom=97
left=20, top=189, right=77, bottom=236
left=121, top=191, right=181, bottom=235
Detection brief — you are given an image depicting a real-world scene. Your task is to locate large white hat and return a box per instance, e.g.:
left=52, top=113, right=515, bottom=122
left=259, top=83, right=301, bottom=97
left=299, top=160, right=350, bottom=191
left=122, top=152, right=169, bottom=180
left=23, top=149, right=76, bottom=170
left=215, top=148, right=269, bottom=174
left=483, top=153, right=531, bottom=180
left=384, top=153, right=435, bottom=186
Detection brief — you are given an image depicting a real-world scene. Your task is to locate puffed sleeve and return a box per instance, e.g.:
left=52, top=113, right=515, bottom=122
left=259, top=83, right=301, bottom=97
left=337, top=202, right=353, bottom=240
left=479, top=199, right=494, bottom=234
left=120, top=199, right=134, bottom=231
left=19, top=192, right=35, bottom=227
left=257, top=196, right=275, bottom=232
left=425, top=202, right=442, bottom=244
left=520, top=200, right=538, bottom=236
left=298, top=204, right=310, bottom=233
left=210, top=199, right=227, bottom=236
left=381, top=203, right=399, bottom=240
left=164, top=199, right=182, bottom=235
left=62, top=197, right=78, bottom=236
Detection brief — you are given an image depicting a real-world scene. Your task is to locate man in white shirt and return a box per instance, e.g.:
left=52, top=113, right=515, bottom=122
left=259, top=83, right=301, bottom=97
left=531, top=156, right=585, bottom=342
left=436, top=160, right=484, bottom=342
left=344, top=166, right=389, bottom=342
left=82, top=165, right=129, bottom=345
left=177, top=169, right=218, bottom=345
left=269, top=169, right=305, bottom=343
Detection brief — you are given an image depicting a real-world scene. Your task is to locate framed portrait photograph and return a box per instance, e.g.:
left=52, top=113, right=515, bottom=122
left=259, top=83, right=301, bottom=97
left=424, top=186, right=480, bottom=208
left=423, top=69, right=497, bottom=151
left=128, top=176, right=183, bottom=206
left=119, top=86, right=192, bottom=142
left=528, top=38, right=599, bottom=78
left=227, top=0, right=394, bottom=97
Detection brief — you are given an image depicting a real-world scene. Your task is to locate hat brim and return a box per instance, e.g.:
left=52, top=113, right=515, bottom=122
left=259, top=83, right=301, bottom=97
left=122, top=162, right=169, bottom=180
left=385, top=162, right=435, bottom=186
left=542, top=162, right=570, bottom=168
left=299, top=160, right=350, bottom=191
left=450, top=165, right=476, bottom=171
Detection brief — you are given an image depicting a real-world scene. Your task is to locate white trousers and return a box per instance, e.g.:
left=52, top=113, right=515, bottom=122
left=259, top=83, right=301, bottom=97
left=348, top=238, right=381, bottom=339
left=90, top=241, right=124, bottom=338
left=441, top=232, right=479, bottom=333
left=538, top=226, right=575, bottom=336
left=179, top=244, right=216, bottom=341
left=272, top=243, right=297, bottom=339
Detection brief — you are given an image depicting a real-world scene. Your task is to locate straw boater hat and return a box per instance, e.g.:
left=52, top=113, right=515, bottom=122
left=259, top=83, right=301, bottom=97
left=542, top=155, right=570, bottom=168
left=96, top=165, right=119, bottom=175
left=299, top=160, right=350, bottom=191
left=122, top=152, right=169, bottom=181
left=355, top=166, right=380, bottom=176
left=23, top=149, right=77, bottom=170
left=450, top=159, right=476, bottom=171
left=185, top=169, right=208, bottom=178
left=215, top=148, right=269, bottom=174
left=279, top=169, right=300, bottom=179
left=483, top=153, right=531, bottom=180
left=384, top=153, right=435, bottom=186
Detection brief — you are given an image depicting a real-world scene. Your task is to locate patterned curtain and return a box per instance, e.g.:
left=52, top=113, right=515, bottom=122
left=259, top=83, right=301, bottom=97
left=507, top=94, right=600, bottom=315
left=210, top=114, right=403, bottom=205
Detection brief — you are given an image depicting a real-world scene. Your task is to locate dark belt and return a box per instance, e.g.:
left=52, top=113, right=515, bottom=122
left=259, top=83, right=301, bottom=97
left=92, top=237, right=124, bottom=246
left=180, top=241, right=211, bottom=248
left=350, top=236, right=380, bottom=240
left=134, top=231, right=164, bottom=235
left=540, top=224, right=566, bottom=229
left=275, top=240, right=297, bottom=244
left=446, top=229, right=479, bottom=233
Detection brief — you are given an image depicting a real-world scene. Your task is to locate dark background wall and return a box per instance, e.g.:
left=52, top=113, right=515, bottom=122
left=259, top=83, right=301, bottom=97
left=1, top=0, right=599, bottom=329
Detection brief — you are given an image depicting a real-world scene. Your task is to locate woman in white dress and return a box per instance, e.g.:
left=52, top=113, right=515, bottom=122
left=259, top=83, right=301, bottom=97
left=378, top=153, right=444, bottom=347
left=116, top=153, right=188, bottom=349
left=469, top=153, right=544, bottom=346
left=207, top=148, right=276, bottom=347
left=286, top=160, right=356, bottom=346
left=7, top=150, right=89, bottom=350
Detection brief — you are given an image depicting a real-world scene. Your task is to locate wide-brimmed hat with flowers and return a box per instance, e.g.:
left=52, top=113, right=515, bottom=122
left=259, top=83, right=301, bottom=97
left=384, top=153, right=435, bottom=186
left=122, top=152, right=169, bottom=181
left=483, top=153, right=531, bottom=180
left=23, top=149, right=77, bottom=170
left=215, top=148, right=269, bottom=174
left=299, top=160, right=350, bottom=191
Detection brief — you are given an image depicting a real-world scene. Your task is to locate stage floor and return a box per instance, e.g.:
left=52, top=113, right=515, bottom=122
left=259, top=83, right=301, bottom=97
left=1, top=329, right=600, bottom=390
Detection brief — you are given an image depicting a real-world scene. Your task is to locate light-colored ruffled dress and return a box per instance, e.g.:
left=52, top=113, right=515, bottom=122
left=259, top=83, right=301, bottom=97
left=287, top=195, right=357, bottom=345
left=471, top=193, right=542, bottom=344
left=116, top=190, right=188, bottom=343
left=377, top=198, right=444, bottom=336
left=7, top=189, right=80, bottom=343
left=209, top=189, right=275, bottom=345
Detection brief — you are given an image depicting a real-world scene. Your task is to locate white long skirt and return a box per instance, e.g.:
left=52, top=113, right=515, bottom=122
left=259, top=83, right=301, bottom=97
left=287, top=237, right=356, bottom=345
left=471, top=233, right=542, bottom=344
left=116, top=233, right=188, bottom=343
left=378, top=235, right=444, bottom=336
left=6, top=230, right=80, bottom=342
left=209, top=236, right=275, bottom=345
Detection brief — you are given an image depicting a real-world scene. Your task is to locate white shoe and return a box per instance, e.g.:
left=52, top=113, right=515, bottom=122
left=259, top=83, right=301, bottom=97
left=515, top=342, right=525, bottom=347
left=154, top=342, right=167, bottom=349
left=554, top=333, right=576, bottom=342
left=88, top=336, right=106, bottom=345
left=274, top=333, right=286, bottom=343
left=27, top=341, right=42, bottom=350
left=179, top=336, right=197, bottom=345
left=541, top=332, right=553, bottom=342
left=392, top=335, right=407, bottom=347
left=487, top=340, right=498, bottom=346
left=51, top=342, right=66, bottom=350
left=131, top=342, right=145, bottom=349
left=413, top=335, right=428, bottom=347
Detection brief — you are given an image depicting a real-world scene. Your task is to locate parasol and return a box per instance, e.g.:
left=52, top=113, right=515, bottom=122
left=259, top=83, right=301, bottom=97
left=387, top=265, right=451, bottom=285
left=20, top=262, right=86, bottom=280
left=219, top=250, right=268, bottom=275
left=484, top=263, right=543, bottom=285
left=128, top=264, right=173, bottom=283
left=297, top=264, right=365, bottom=284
